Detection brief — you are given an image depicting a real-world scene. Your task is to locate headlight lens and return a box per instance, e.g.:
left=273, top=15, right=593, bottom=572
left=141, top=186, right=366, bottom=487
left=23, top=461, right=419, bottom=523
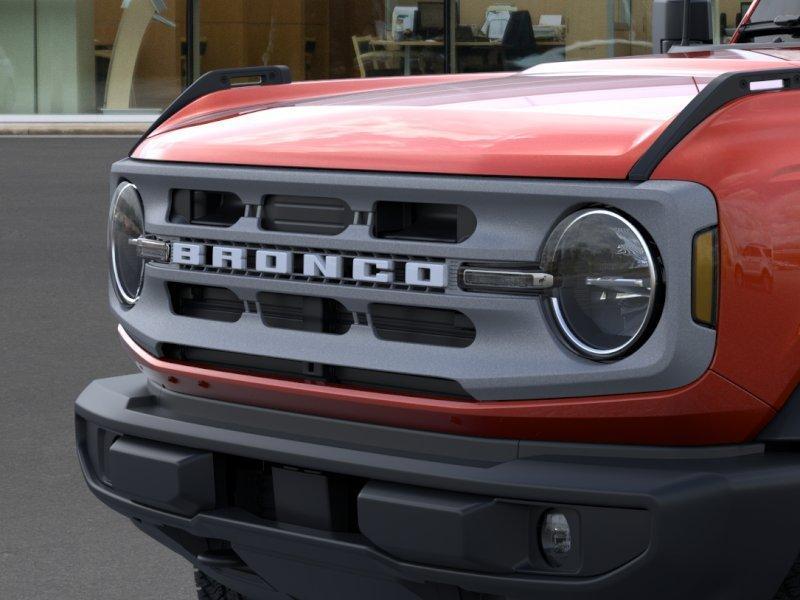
left=542, top=209, right=659, bottom=359
left=109, top=182, right=145, bottom=305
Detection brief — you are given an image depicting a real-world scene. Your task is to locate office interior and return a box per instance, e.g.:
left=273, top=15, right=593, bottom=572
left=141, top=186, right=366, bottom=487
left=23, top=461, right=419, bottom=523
left=0, top=0, right=752, bottom=116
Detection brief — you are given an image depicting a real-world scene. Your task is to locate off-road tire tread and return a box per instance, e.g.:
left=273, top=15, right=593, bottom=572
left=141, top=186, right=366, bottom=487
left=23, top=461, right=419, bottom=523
left=775, top=554, right=800, bottom=600
left=195, top=569, right=247, bottom=600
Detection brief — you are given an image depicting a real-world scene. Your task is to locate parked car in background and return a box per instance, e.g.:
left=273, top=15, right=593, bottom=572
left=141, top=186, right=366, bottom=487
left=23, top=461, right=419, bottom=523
left=736, top=243, right=774, bottom=291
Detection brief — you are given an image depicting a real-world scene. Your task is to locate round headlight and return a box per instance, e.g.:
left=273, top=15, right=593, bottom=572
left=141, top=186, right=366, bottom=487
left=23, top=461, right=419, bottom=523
left=109, top=182, right=145, bottom=305
left=542, top=209, right=659, bottom=359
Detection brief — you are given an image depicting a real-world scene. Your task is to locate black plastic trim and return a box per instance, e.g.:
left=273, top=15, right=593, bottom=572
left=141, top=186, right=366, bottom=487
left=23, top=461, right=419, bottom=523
left=75, top=374, right=800, bottom=600
left=629, top=67, right=800, bottom=181
left=758, top=383, right=800, bottom=444
left=130, top=65, right=291, bottom=155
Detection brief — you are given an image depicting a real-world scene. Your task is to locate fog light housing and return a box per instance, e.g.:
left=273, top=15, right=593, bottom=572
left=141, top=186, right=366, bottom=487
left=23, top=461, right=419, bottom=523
left=540, top=510, right=574, bottom=567
left=109, top=181, right=145, bottom=305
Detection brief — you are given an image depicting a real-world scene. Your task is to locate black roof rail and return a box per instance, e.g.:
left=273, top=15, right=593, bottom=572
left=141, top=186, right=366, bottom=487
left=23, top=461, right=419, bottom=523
left=629, top=67, right=800, bottom=181
left=130, top=65, right=291, bottom=155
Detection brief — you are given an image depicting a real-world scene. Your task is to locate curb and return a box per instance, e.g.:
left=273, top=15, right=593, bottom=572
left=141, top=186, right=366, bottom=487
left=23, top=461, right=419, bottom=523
left=0, top=123, right=149, bottom=135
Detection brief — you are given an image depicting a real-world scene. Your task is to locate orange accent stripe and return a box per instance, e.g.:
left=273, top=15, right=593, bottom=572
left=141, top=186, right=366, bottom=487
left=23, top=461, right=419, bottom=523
left=120, top=325, right=773, bottom=445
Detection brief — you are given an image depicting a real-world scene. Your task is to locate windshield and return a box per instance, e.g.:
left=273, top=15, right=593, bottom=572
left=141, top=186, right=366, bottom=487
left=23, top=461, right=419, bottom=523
left=736, top=0, right=800, bottom=42
left=750, top=0, right=800, bottom=23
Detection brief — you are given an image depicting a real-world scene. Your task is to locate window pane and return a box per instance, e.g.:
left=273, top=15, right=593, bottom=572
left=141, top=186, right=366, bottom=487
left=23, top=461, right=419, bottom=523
left=718, top=1, right=751, bottom=41
left=0, top=0, right=186, bottom=114
left=454, top=1, right=653, bottom=73
left=98, top=0, right=186, bottom=112
left=198, top=1, right=446, bottom=81
left=0, top=0, right=35, bottom=113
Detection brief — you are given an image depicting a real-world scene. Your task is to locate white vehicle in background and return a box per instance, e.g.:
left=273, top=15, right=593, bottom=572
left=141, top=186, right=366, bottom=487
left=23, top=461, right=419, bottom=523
left=735, top=242, right=774, bottom=291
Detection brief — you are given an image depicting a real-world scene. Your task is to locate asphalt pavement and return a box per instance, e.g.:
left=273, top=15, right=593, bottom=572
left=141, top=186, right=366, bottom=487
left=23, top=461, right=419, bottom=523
left=0, top=137, right=196, bottom=599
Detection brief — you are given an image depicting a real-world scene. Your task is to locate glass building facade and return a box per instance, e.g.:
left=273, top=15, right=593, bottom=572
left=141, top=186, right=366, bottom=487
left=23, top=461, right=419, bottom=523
left=0, top=0, right=750, bottom=117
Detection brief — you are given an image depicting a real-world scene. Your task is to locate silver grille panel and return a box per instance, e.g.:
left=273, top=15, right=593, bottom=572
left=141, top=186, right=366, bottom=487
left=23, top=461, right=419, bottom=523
left=112, top=159, right=717, bottom=401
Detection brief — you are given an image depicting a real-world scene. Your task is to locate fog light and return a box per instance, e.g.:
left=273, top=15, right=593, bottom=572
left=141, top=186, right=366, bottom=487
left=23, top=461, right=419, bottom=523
left=540, top=510, right=573, bottom=567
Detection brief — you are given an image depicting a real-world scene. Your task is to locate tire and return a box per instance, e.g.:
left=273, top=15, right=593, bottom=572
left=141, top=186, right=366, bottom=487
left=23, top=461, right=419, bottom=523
left=194, top=569, right=248, bottom=600
left=775, top=554, right=800, bottom=599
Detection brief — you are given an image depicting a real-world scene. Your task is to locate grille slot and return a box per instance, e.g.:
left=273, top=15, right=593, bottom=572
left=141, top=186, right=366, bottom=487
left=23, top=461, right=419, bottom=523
left=170, top=190, right=245, bottom=227
left=370, top=304, right=476, bottom=348
left=168, top=283, right=244, bottom=322
left=258, top=292, right=353, bottom=335
left=262, top=195, right=353, bottom=235
left=373, top=201, right=476, bottom=243
left=161, top=344, right=472, bottom=399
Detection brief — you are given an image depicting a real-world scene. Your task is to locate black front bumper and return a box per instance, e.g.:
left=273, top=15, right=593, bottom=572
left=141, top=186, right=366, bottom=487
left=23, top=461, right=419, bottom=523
left=76, top=375, right=800, bottom=600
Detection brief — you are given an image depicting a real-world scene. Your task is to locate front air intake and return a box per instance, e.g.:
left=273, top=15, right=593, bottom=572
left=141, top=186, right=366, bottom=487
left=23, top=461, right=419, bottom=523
left=258, top=292, right=353, bottom=335
left=169, top=189, right=246, bottom=227
left=373, top=202, right=476, bottom=243
left=168, top=284, right=244, bottom=322
left=370, top=304, right=476, bottom=348
left=262, top=195, right=353, bottom=235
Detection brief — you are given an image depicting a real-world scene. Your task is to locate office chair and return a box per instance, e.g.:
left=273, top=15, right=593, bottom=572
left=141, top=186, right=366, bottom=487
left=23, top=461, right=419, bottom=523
left=501, top=11, right=537, bottom=69
left=351, top=36, right=403, bottom=78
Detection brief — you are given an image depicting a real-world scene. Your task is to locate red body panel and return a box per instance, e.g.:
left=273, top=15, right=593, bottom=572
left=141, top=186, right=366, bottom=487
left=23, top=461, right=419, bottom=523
left=153, top=73, right=503, bottom=135
left=122, top=327, right=773, bottom=445
left=653, top=89, right=800, bottom=410
left=133, top=54, right=793, bottom=180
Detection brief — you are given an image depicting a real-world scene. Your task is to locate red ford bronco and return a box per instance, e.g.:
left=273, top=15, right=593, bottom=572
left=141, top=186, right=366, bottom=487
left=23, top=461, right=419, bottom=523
left=76, top=1, right=800, bottom=598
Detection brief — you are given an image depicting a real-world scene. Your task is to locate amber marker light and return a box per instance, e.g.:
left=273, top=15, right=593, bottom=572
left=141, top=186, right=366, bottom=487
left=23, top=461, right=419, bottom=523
left=692, top=227, right=718, bottom=327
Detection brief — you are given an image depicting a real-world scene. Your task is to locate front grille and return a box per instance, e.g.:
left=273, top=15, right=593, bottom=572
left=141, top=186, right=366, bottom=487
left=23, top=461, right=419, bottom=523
left=160, top=344, right=472, bottom=399
left=118, top=160, right=717, bottom=403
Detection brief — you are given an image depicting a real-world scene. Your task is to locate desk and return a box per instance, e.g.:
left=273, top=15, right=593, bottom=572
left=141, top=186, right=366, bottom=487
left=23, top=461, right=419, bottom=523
left=370, top=38, right=563, bottom=75
left=371, top=38, right=500, bottom=75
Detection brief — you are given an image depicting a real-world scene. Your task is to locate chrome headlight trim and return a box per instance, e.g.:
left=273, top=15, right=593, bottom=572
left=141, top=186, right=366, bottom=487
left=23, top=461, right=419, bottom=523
left=543, top=208, right=660, bottom=360
left=109, top=181, right=146, bottom=306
